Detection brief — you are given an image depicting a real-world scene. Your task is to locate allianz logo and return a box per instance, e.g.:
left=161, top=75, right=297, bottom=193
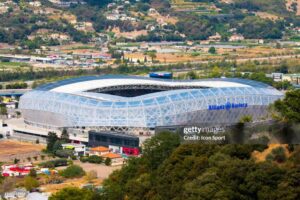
left=208, top=102, right=248, bottom=111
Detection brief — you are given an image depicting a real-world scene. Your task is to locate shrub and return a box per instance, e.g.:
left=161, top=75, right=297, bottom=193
left=39, top=159, right=68, bottom=168
left=272, top=147, right=287, bottom=163
left=55, top=149, right=74, bottom=158
left=87, top=155, right=103, bottom=164
left=24, top=176, right=39, bottom=191
left=208, top=46, right=216, bottom=54
left=104, top=158, right=112, bottom=166
left=29, top=168, right=37, bottom=177
left=60, top=165, right=85, bottom=178
left=14, top=158, right=20, bottom=164
left=266, top=147, right=287, bottom=163
left=80, top=156, right=88, bottom=163
left=71, top=155, right=77, bottom=160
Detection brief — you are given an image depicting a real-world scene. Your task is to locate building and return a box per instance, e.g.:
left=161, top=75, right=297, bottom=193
left=269, top=73, right=284, bottom=82
left=229, top=34, right=245, bottom=42
left=61, top=143, right=86, bottom=156
left=283, top=74, right=300, bottom=85
left=89, top=146, right=110, bottom=156
left=2, top=164, right=34, bottom=177
left=208, top=32, right=222, bottom=42
left=88, top=131, right=139, bottom=153
left=102, top=153, right=124, bottom=166
left=19, top=75, right=283, bottom=135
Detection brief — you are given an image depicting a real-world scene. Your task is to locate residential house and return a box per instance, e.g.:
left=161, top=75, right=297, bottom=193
left=229, top=34, right=245, bottom=42
left=89, top=146, right=110, bottom=156
left=208, top=32, right=222, bottom=42
left=102, top=153, right=124, bottom=166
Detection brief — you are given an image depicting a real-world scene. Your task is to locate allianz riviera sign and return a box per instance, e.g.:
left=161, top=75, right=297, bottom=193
left=208, top=102, right=248, bottom=111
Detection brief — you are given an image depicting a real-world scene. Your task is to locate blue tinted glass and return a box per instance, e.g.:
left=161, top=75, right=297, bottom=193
left=179, top=92, right=190, bottom=100
left=156, top=96, right=169, bottom=104
left=169, top=94, right=181, bottom=101
left=128, top=101, right=141, bottom=107
left=100, top=101, right=113, bottom=107
left=113, top=102, right=127, bottom=108
left=143, top=98, right=156, bottom=106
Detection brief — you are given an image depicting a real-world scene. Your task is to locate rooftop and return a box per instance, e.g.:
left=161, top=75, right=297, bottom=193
left=102, top=152, right=122, bottom=159
left=36, top=75, right=271, bottom=93
left=90, top=146, right=110, bottom=152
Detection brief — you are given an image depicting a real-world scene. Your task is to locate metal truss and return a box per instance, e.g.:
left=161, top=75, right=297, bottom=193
left=19, top=84, right=283, bottom=130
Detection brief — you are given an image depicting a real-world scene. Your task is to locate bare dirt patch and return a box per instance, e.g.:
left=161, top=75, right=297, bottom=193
left=252, top=144, right=290, bottom=162
left=255, top=12, right=281, bottom=20
left=286, top=0, right=300, bottom=15
left=0, top=140, right=45, bottom=163
left=41, top=177, right=102, bottom=193
left=41, top=161, right=121, bottom=193
left=111, top=27, right=148, bottom=39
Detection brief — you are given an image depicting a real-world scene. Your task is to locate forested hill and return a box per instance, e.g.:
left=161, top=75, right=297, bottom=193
left=101, top=132, right=300, bottom=200
left=0, top=0, right=299, bottom=46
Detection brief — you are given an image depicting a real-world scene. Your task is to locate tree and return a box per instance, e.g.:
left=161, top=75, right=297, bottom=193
left=237, top=16, right=283, bottom=39
left=186, top=71, right=198, bottom=79
left=29, top=168, right=37, bottom=177
left=60, top=165, right=85, bottom=178
left=211, top=66, right=222, bottom=78
left=274, top=90, right=300, bottom=123
left=239, top=115, right=253, bottom=123
left=248, top=72, right=273, bottom=85
left=146, top=51, right=157, bottom=62
left=52, top=140, right=63, bottom=153
left=208, top=46, right=216, bottom=54
left=266, top=147, right=287, bottom=163
left=0, top=105, right=7, bottom=116
left=142, top=131, right=180, bottom=170
left=47, top=132, right=59, bottom=152
left=105, top=158, right=111, bottom=166
left=61, top=129, right=70, bottom=143
left=102, top=134, right=300, bottom=200
left=24, top=176, right=39, bottom=191
left=14, top=158, right=20, bottom=164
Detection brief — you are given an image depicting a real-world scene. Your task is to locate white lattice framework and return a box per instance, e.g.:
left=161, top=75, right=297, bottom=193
left=19, top=75, right=283, bottom=129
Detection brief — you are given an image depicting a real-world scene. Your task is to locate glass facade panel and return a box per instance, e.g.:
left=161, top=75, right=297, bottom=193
left=19, top=76, right=283, bottom=129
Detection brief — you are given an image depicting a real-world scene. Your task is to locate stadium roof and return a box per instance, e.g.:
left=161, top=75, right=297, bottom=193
left=37, top=75, right=271, bottom=93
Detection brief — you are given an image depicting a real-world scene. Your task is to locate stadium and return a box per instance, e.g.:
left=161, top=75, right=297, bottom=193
left=19, top=75, right=283, bottom=135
